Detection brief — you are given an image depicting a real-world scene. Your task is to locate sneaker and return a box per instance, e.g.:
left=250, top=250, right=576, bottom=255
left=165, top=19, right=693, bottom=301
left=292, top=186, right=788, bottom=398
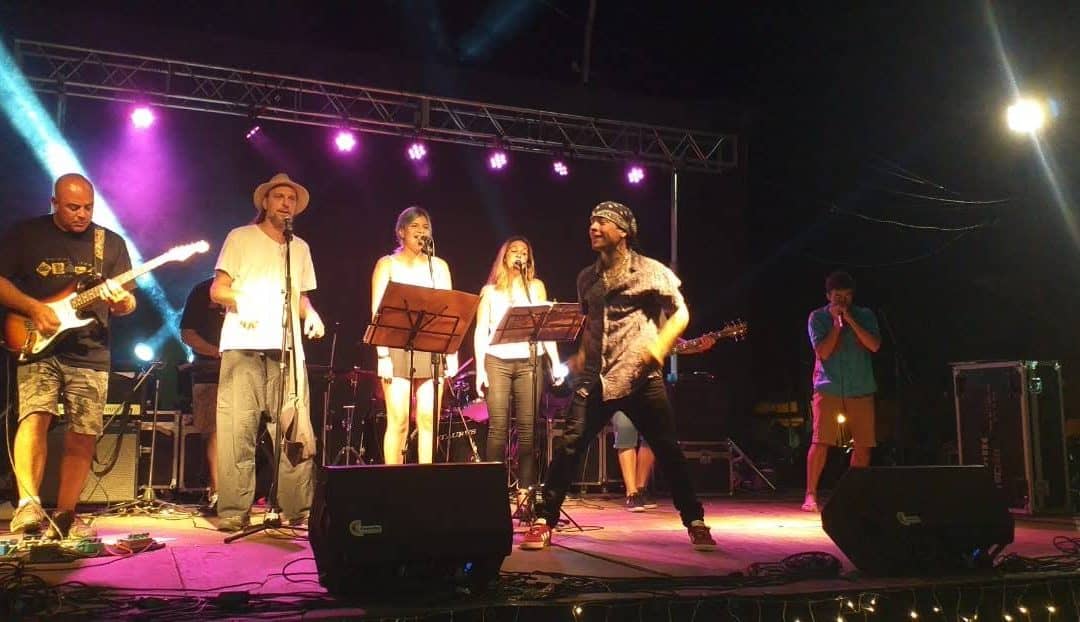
left=687, top=521, right=716, bottom=551
left=520, top=521, right=552, bottom=550
left=200, top=491, right=219, bottom=517
left=639, top=489, right=658, bottom=509
left=625, top=493, right=645, bottom=512
left=216, top=514, right=251, bottom=532
left=10, top=502, right=47, bottom=534
left=46, top=510, right=97, bottom=540
left=801, top=494, right=820, bottom=512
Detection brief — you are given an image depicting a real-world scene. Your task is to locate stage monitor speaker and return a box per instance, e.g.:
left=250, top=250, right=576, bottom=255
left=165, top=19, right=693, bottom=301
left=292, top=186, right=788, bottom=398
left=822, top=466, right=1014, bottom=576
left=309, top=462, right=512, bottom=597
left=40, top=417, right=139, bottom=505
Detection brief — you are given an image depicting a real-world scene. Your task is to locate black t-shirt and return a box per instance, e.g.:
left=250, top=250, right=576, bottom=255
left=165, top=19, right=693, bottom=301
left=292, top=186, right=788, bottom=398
left=179, top=277, right=224, bottom=382
left=0, top=215, right=133, bottom=370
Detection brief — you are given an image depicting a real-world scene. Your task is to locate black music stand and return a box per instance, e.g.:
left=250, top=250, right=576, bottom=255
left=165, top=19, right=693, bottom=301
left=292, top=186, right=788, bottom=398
left=364, top=282, right=479, bottom=464
left=489, top=302, right=584, bottom=526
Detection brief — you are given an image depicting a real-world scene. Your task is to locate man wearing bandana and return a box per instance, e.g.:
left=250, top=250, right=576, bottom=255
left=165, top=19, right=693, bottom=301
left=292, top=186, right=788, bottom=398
left=521, top=201, right=717, bottom=551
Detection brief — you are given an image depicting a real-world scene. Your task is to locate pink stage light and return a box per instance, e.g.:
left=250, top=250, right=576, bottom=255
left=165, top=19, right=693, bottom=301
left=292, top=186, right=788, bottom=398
left=553, top=161, right=569, bottom=177
left=245, top=125, right=261, bottom=140
left=488, top=150, right=508, bottom=170
left=334, top=130, right=357, bottom=153
left=407, top=142, right=427, bottom=161
left=130, top=106, right=155, bottom=129
left=626, top=165, right=645, bottom=185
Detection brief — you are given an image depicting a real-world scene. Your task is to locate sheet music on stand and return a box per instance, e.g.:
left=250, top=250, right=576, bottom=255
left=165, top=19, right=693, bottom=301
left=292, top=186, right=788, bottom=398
left=362, top=281, right=480, bottom=464
left=488, top=302, right=584, bottom=348
left=364, top=281, right=479, bottom=356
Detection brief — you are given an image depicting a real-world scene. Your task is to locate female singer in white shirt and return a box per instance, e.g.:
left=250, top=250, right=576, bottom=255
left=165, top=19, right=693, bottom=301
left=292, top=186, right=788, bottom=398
left=474, top=236, right=566, bottom=500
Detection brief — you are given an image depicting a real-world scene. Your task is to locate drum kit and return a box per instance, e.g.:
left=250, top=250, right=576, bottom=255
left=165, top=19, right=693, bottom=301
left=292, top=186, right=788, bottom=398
left=319, top=359, right=491, bottom=466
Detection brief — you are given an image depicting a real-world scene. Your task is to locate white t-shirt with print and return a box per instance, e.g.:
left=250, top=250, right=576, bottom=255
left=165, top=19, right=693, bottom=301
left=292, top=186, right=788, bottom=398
left=216, top=224, right=317, bottom=352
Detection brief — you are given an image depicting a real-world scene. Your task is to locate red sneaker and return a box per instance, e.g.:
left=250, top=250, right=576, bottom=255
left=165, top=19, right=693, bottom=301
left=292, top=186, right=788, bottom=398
left=520, top=522, right=552, bottom=550
left=688, top=522, right=717, bottom=551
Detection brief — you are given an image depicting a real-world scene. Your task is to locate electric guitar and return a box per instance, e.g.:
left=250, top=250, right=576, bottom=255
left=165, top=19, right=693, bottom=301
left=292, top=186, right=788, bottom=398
left=674, top=320, right=748, bottom=355
left=1, top=240, right=210, bottom=363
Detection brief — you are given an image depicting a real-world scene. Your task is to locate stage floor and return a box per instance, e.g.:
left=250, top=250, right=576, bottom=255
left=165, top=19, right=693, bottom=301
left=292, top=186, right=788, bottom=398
left=2, top=494, right=1078, bottom=618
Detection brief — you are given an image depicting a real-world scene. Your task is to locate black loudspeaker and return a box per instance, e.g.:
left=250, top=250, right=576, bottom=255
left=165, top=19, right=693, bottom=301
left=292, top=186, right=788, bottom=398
left=309, top=462, right=512, bottom=597
left=822, top=466, right=1014, bottom=576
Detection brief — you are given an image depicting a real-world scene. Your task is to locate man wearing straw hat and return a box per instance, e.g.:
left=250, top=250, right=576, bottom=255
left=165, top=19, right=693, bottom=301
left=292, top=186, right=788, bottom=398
left=210, top=173, right=325, bottom=532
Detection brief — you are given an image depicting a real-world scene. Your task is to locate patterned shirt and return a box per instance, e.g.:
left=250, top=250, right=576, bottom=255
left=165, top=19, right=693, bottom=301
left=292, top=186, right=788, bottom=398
left=576, top=251, right=685, bottom=400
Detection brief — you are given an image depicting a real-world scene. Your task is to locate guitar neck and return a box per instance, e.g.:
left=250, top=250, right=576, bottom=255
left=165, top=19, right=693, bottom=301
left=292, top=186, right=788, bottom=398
left=676, top=333, right=714, bottom=354
left=71, top=255, right=167, bottom=310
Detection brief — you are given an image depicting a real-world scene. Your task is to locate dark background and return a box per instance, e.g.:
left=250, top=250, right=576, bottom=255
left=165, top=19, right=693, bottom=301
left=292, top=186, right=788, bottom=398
left=1, top=1, right=1077, bottom=487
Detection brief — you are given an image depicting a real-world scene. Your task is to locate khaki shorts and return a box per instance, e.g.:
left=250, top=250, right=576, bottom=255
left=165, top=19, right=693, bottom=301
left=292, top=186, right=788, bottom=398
left=17, top=357, right=109, bottom=436
left=811, top=392, right=876, bottom=448
left=192, top=382, right=218, bottom=435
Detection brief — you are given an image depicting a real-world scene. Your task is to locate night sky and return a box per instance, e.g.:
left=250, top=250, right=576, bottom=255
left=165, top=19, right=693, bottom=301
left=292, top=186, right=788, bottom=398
left=1, top=1, right=1077, bottom=472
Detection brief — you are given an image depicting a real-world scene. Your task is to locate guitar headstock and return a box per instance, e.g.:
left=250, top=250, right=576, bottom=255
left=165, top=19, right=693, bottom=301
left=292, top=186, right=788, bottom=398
left=165, top=240, right=211, bottom=263
left=716, top=319, right=748, bottom=341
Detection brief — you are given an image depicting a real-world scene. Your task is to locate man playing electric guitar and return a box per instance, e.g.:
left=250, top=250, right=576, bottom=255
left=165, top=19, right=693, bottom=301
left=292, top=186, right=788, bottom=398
left=0, top=173, right=136, bottom=539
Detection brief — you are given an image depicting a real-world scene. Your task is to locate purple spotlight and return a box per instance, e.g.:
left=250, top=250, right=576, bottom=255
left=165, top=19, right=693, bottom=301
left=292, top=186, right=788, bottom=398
left=553, top=161, right=569, bottom=177
left=488, top=150, right=508, bottom=170
left=407, top=142, right=427, bottom=161
left=334, top=130, right=357, bottom=153
left=245, top=125, right=261, bottom=140
left=130, top=106, right=155, bottom=129
left=626, top=165, right=645, bottom=185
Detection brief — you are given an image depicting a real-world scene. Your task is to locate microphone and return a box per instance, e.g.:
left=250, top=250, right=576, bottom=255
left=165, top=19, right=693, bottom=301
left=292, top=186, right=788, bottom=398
left=420, top=235, right=433, bottom=255
left=514, top=260, right=525, bottom=273
left=283, top=216, right=294, bottom=240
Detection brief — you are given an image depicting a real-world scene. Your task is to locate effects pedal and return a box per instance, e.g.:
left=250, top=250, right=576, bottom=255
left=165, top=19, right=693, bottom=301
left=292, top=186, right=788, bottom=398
left=0, top=539, right=19, bottom=557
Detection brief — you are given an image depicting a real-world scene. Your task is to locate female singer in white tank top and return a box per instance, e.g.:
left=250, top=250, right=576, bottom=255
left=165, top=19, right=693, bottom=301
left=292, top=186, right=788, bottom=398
left=371, top=207, right=458, bottom=464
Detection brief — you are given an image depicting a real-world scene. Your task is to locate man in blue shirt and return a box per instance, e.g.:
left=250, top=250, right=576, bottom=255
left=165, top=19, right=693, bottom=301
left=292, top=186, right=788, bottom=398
left=803, top=271, right=880, bottom=512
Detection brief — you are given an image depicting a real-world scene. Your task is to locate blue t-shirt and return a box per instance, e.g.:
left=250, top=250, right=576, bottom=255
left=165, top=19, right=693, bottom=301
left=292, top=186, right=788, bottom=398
left=808, top=304, right=879, bottom=397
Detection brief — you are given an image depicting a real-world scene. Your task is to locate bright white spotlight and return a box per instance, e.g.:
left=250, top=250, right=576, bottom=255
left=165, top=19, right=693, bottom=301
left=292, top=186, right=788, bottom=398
left=334, top=130, right=357, bottom=153
left=488, top=150, right=508, bottom=170
left=130, top=106, right=155, bottom=129
left=626, top=165, right=645, bottom=184
left=1007, top=98, right=1046, bottom=134
left=134, top=342, right=155, bottom=362
left=407, top=142, right=427, bottom=161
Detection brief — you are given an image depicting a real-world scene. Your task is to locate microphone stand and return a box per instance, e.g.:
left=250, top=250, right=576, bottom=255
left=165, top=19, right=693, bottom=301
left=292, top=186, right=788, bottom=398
left=110, top=361, right=185, bottom=513
left=227, top=217, right=306, bottom=542
left=517, top=262, right=541, bottom=522
left=424, top=238, right=444, bottom=465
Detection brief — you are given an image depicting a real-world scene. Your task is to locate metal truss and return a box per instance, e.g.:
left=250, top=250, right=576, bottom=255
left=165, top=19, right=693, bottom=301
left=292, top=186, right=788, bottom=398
left=14, top=39, right=738, bottom=174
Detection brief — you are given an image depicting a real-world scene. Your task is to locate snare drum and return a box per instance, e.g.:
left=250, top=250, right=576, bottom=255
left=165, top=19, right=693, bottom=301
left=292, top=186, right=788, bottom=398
left=461, top=398, right=489, bottom=423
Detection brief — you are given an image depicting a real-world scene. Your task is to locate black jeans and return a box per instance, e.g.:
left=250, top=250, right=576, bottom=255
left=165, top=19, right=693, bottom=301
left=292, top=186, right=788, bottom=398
left=483, top=356, right=541, bottom=488
left=536, top=375, right=705, bottom=527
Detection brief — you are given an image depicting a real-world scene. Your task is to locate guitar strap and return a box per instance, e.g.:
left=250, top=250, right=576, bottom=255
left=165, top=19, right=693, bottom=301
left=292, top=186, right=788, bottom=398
left=93, top=226, right=104, bottom=277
